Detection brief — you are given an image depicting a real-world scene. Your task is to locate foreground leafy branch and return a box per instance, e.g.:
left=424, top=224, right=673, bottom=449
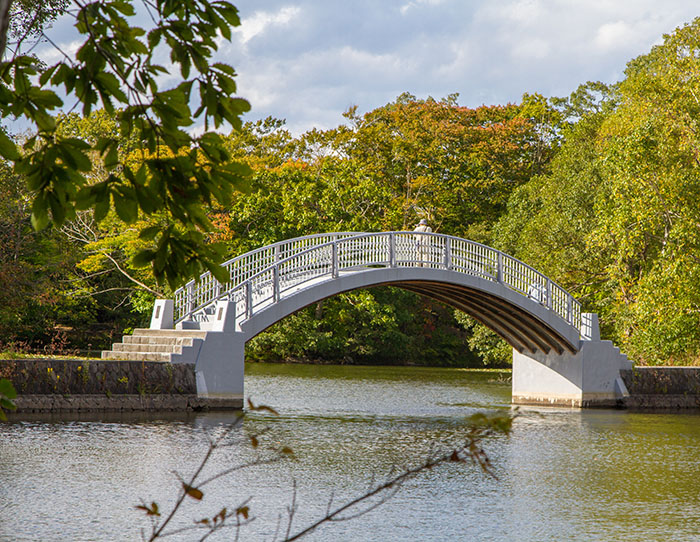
left=0, top=0, right=251, bottom=289
left=0, top=378, right=16, bottom=420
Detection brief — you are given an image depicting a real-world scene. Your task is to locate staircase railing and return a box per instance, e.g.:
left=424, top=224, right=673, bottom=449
left=173, top=232, right=583, bottom=333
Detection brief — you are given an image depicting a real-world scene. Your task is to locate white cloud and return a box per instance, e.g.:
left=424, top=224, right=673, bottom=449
left=216, top=2, right=700, bottom=133
left=235, top=6, right=300, bottom=45
left=594, top=21, right=637, bottom=52
left=503, top=0, right=544, bottom=24
left=35, top=40, right=82, bottom=65
left=476, top=0, right=544, bottom=26
left=511, top=37, right=551, bottom=60
left=26, top=0, right=700, bottom=136
left=400, top=0, right=446, bottom=16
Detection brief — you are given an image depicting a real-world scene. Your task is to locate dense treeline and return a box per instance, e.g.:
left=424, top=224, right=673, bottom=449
left=2, top=18, right=700, bottom=366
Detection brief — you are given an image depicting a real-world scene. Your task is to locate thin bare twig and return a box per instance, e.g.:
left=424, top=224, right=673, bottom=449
left=146, top=416, right=244, bottom=541
left=281, top=433, right=501, bottom=542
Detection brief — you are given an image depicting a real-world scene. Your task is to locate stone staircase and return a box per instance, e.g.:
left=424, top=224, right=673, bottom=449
left=612, top=343, right=629, bottom=365
left=101, top=329, right=206, bottom=363
left=586, top=338, right=630, bottom=367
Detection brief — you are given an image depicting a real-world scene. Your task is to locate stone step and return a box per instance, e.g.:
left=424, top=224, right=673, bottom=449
left=101, top=351, right=173, bottom=362
left=112, top=343, right=184, bottom=354
left=101, top=328, right=206, bottom=364
left=123, top=335, right=196, bottom=347
left=132, top=328, right=207, bottom=339
left=177, top=320, right=204, bottom=330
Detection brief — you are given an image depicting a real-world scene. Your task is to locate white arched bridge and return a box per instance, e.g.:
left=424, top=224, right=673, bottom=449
left=103, top=232, right=632, bottom=408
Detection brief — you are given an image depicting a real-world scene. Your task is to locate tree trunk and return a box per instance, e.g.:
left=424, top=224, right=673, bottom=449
left=0, top=0, right=12, bottom=58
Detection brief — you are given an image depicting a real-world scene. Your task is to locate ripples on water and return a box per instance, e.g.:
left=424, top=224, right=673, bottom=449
left=2, top=364, right=700, bottom=541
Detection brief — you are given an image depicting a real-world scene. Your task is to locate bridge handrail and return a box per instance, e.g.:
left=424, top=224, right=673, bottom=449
left=173, top=232, right=361, bottom=321
left=173, top=232, right=583, bottom=333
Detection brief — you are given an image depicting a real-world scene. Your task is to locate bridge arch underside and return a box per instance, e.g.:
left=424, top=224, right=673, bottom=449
left=240, top=268, right=580, bottom=356
left=393, top=281, right=575, bottom=355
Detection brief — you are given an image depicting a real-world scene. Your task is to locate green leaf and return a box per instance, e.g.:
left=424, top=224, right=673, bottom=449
left=113, top=189, right=138, bottom=223
left=132, top=249, right=156, bottom=268
left=61, top=142, right=92, bottom=172
left=112, top=0, right=135, bottom=16
left=31, top=194, right=50, bottom=230
left=208, top=262, right=230, bottom=284
left=0, top=129, right=20, bottom=160
left=104, top=144, right=119, bottom=169
left=134, top=183, right=159, bottom=214
left=147, top=28, right=162, bottom=49
left=95, top=72, right=128, bottom=104
left=138, top=226, right=161, bottom=240
left=94, top=195, right=110, bottom=223
left=27, top=88, right=63, bottom=109
left=74, top=187, right=95, bottom=210
left=0, top=398, right=16, bottom=411
left=216, top=73, right=237, bottom=95
left=0, top=379, right=17, bottom=400
left=48, top=191, right=67, bottom=225
left=38, top=64, right=59, bottom=86
left=34, top=110, right=57, bottom=131
left=217, top=4, right=241, bottom=27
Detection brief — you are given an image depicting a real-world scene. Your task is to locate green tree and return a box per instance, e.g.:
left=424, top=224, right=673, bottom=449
left=591, top=18, right=700, bottom=363
left=472, top=83, right=618, bottom=363
left=495, top=84, right=618, bottom=317
left=0, top=158, right=102, bottom=350
left=342, top=93, right=556, bottom=238
left=339, top=93, right=559, bottom=366
left=494, top=19, right=700, bottom=365
left=215, top=125, right=477, bottom=366
left=55, top=111, right=167, bottom=320
left=5, top=0, right=67, bottom=50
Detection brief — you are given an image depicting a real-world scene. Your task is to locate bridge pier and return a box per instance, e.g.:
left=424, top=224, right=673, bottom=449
left=149, top=299, right=245, bottom=406
left=512, top=314, right=632, bottom=408
left=193, top=331, right=245, bottom=404
left=191, top=300, right=245, bottom=405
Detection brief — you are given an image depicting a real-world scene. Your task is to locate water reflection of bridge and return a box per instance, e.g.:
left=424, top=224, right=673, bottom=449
left=103, top=232, right=631, bottom=408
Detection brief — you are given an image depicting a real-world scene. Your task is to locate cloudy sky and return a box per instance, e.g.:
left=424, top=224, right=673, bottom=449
left=41, top=1, right=700, bottom=134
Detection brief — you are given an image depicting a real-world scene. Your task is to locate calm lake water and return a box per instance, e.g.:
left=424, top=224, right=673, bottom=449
left=2, top=363, right=700, bottom=541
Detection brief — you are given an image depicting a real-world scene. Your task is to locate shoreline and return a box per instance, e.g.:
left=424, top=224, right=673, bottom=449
left=4, top=359, right=700, bottom=413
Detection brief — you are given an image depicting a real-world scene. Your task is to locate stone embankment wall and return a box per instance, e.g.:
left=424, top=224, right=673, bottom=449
left=0, top=359, right=224, bottom=413
left=621, top=367, right=700, bottom=409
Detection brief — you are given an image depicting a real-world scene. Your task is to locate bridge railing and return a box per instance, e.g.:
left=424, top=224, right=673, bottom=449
left=173, top=233, right=360, bottom=320
left=173, top=232, right=583, bottom=334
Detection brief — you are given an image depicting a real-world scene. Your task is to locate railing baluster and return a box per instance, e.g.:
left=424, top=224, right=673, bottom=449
left=245, top=281, right=252, bottom=319
left=389, top=233, right=396, bottom=267
left=187, top=282, right=195, bottom=317
left=496, top=252, right=503, bottom=283
left=332, top=241, right=338, bottom=278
